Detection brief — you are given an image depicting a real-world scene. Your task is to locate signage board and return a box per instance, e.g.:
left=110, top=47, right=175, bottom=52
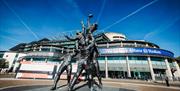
left=98, top=48, right=174, bottom=57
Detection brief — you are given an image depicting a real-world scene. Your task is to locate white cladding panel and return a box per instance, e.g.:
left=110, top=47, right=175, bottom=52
left=19, top=63, right=54, bottom=72
left=105, top=32, right=126, bottom=41
left=3, top=52, right=17, bottom=69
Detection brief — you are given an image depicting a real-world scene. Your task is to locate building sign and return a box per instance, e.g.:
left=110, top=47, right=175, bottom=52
left=98, top=48, right=174, bottom=57
left=27, top=52, right=59, bottom=57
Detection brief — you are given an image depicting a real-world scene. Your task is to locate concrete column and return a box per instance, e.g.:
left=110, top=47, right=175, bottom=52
left=147, top=57, right=155, bottom=81
left=120, top=41, right=123, bottom=47
left=33, top=47, right=36, bottom=51
left=106, top=43, right=109, bottom=48
left=126, top=56, right=131, bottom=78
left=61, top=48, right=64, bottom=53
left=50, top=46, right=53, bottom=52
left=39, top=46, right=42, bottom=51
left=174, top=61, right=180, bottom=77
left=105, top=42, right=109, bottom=78
left=165, top=58, right=173, bottom=80
left=30, top=58, right=33, bottom=62
left=45, top=58, right=48, bottom=63
left=134, top=42, right=137, bottom=47
left=105, top=56, right=108, bottom=78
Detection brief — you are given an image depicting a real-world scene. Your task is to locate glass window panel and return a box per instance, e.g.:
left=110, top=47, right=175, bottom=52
left=41, top=48, right=50, bottom=52
left=33, top=58, right=46, bottom=61
left=161, top=62, right=166, bottom=65
left=152, top=61, right=156, bottom=65
left=55, top=49, right=62, bottom=53
left=136, top=61, right=142, bottom=64
left=25, top=58, right=31, bottom=61
left=129, top=60, right=136, bottom=64
left=107, top=56, right=126, bottom=60
left=151, top=57, right=164, bottom=61
left=97, top=57, right=105, bottom=60
left=128, top=56, right=137, bottom=60
left=129, top=56, right=147, bottom=60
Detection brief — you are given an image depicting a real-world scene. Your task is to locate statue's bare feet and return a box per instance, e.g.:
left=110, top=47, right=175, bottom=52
left=50, top=86, right=56, bottom=90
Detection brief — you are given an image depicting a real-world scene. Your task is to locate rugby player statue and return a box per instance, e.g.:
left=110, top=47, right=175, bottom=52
left=51, top=49, right=77, bottom=90
left=51, top=14, right=102, bottom=91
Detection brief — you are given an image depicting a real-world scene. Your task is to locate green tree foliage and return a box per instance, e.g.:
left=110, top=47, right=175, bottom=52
left=176, top=56, right=180, bottom=60
left=0, top=59, right=9, bottom=68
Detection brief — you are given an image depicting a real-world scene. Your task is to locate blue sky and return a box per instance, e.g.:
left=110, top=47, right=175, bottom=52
left=0, top=0, right=180, bottom=57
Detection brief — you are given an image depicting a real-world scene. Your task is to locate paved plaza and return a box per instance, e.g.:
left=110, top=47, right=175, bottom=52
left=0, top=78, right=179, bottom=91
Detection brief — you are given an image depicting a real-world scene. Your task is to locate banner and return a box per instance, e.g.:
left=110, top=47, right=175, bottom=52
left=98, top=47, right=174, bottom=57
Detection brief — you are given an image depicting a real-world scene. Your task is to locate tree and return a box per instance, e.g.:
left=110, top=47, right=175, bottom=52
left=0, top=58, right=9, bottom=68
left=176, top=56, right=180, bottom=60
left=175, top=56, right=180, bottom=67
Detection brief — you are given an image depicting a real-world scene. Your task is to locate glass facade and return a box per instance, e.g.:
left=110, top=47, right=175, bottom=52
left=129, top=56, right=148, bottom=65
left=107, top=56, right=126, bottom=64
left=97, top=57, right=105, bottom=60
left=151, top=57, right=166, bottom=69
left=107, top=56, right=126, bottom=60
left=169, top=62, right=175, bottom=68
left=129, top=60, right=148, bottom=65
left=33, top=58, right=46, bottom=61
left=128, top=56, right=147, bottom=60
left=41, top=48, right=50, bottom=52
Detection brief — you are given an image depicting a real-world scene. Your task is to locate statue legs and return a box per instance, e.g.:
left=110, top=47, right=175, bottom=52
left=68, top=61, right=84, bottom=91
left=51, top=62, right=69, bottom=90
left=66, top=64, right=72, bottom=84
left=94, top=60, right=102, bottom=87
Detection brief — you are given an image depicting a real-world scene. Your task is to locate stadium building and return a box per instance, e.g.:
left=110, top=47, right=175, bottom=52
left=1, top=32, right=180, bottom=81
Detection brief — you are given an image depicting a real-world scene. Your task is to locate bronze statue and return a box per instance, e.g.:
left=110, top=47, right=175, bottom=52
left=51, top=14, right=102, bottom=91
left=68, top=14, right=102, bottom=91
left=51, top=49, right=77, bottom=90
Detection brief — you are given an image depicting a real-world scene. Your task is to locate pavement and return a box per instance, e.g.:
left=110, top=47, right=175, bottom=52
left=0, top=84, right=135, bottom=91
left=0, top=78, right=180, bottom=91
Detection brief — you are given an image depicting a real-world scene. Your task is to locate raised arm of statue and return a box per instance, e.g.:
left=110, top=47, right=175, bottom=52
left=59, top=55, right=64, bottom=60
left=81, top=21, right=86, bottom=36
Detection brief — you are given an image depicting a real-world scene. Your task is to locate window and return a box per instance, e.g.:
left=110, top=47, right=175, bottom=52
left=41, top=48, right=50, bottom=52
left=25, top=58, right=31, bottom=61
left=0, top=53, right=4, bottom=58
left=33, top=58, right=46, bottom=61
left=169, top=62, right=175, bottom=67
left=136, top=60, right=142, bottom=64
left=51, top=48, right=62, bottom=52
left=113, top=36, right=124, bottom=38
left=152, top=61, right=166, bottom=66
left=48, top=58, right=61, bottom=62
left=129, top=60, right=136, bottom=64
left=123, top=43, right=134, bottom=47
left=107, top=56, right=126, bottom=60
left=97, top=57, right=105, bottom=60
left=151, top=57, right=164, bottom=61
left=128, top=56, right=147, bottom=60
left=142, top=61, right=148, bottom=64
